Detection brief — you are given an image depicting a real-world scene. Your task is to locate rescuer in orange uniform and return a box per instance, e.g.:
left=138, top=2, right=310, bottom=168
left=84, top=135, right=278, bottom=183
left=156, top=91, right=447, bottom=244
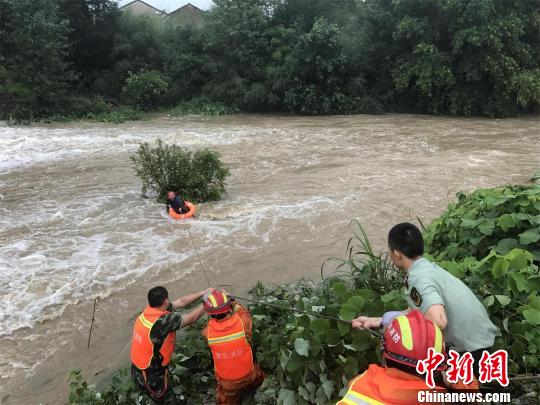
left=337, top=310, right=478, bottom=405
left=202, top=289, right=265, bottom=405
left=131, top=285, right=213, bottom=403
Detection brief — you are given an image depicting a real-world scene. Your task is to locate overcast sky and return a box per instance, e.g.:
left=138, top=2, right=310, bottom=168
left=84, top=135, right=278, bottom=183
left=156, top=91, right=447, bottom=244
left=117, top=0, right=214, bottom=12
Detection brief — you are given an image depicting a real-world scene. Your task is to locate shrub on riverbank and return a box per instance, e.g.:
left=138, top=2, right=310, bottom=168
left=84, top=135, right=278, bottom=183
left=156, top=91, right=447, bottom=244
left=69, top=184, right=540, bottom=404
left=171, top=97, right=240, bottom=116
left=425, top=185, right=540, bottom=266
left=121, top=71, right=169, bottom=111
left=130, top=139, right=231, bottom=203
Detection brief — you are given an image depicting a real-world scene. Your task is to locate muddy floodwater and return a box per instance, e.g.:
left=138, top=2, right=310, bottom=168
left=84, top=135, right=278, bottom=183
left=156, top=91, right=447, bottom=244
left=1, top=114, right=539, bottom=404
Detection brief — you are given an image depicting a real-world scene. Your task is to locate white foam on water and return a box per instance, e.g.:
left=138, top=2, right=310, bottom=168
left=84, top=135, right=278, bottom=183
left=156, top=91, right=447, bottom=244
left=0, top=178, right=343, bottom=339
left=0, top=119, right=266, bottom=172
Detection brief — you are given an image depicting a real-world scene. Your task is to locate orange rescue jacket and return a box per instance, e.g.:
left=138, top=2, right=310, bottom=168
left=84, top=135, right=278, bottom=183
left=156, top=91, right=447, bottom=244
left=131, top=306, right=176, bottom=370
left=337, top=364, right=446, bottom=405
left=204, top=305, right=254, bottom=381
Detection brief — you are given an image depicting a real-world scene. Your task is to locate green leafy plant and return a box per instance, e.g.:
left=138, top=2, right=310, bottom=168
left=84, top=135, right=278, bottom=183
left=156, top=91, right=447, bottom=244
left=130, top=139, right=230, bottom=203
left=323, top=220, right=403, bottom=296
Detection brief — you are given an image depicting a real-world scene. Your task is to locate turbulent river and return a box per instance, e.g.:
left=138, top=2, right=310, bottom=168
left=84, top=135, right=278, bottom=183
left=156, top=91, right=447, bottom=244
left=0, top=114, right=539, bottom=404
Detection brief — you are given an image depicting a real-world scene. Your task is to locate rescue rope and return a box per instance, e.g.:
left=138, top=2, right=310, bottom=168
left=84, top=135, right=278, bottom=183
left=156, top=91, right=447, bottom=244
left=185, top=225, right=381, bottom=338
left=187, top=227, right=213, bottom=288
left=231, top=294, right=381, bottom=338
left=87, top=298, right=97, bottom=350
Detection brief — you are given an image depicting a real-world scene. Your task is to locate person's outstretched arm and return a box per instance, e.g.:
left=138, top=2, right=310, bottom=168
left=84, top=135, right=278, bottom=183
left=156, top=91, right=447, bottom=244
left=182, top=304, right=206, bottom=327
left=172, top=288, right=213, bottom=309
left=351, top=308, right=411, bottom=330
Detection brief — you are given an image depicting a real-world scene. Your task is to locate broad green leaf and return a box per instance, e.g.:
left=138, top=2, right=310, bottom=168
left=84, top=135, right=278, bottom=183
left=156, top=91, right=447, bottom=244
left=495, top=295, right=511, bottom=306
left=298, top=386, right=310, bottom=401
left=478, top=220, right=495, bottom=235
left=343, top=356, right=359, bottom=378
left=277, top=388, right=297, bottom=405
left=511, top=272, right=530, bottom=292
left=337, top=319, right=351, bottom=336
left=484, top=295, right=495, bottom=307
left=332, top=282, right=347, bottom=299
left=381, top=289, right=402, bottom=303
left=352, top=331, right=374, bottom=351
left=523, top=308, right=540, bottom=325
left=443, top=261, right=464, bottom=278
left=491, top=258, right=509, bottom=279
left=505, top=248, right=532, bottom=270
left=339, top=304, right=358, bottom=321
left=346, top=296, right=365, bottom=311
left=527, top=294, right=540, bottom=310
left=503, top=317, right=509, bottom=332
left=519, top=228, right=540, bottom=245
left=294, top=338, right=310, bottom=357
left=326, top=329, right=342, bottom=345
left=310, top=318, right=330, bottom=335
left=461, top=218, right=479, bottom=228
left=497, top=214, right=517, bottom=231
left=286, top=352, right=305, bottom=372
left=494, top=238, right=518, bottom=255
left=322, top=380, right=334, bottom=400
left=280, top=351, right=289, bottom=370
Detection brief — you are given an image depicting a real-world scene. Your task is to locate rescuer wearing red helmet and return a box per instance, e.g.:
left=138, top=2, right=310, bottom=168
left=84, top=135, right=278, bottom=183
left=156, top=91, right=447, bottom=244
left=202, top=289, right=265, bottom=405
left=131, top=286, right=213, bottom=403
left=338, top=310, right=479, bottom=404
left=338, top=310, right=448, bottom=404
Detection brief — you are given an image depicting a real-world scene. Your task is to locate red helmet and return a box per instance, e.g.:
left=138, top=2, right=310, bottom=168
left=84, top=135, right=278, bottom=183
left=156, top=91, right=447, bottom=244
left=203, top=289, right=233, bottom=315
left=382, top=310, right=445, bottom=369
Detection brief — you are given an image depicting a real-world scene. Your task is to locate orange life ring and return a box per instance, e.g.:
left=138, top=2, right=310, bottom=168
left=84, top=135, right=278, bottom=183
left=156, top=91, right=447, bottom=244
left=169, top=201, right=196, bottom=220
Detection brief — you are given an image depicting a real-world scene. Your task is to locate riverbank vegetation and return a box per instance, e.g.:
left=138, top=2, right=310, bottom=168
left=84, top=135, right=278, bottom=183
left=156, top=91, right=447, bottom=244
left=131, top=140, right=231, bottom=203
left=1, top=0, right=539, bottom=122
left=69, top=183, right=540, bottom=404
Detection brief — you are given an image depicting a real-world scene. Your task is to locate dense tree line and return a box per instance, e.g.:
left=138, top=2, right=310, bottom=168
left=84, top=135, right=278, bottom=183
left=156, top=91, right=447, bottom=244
left=1, top=0, right=539, bottom=119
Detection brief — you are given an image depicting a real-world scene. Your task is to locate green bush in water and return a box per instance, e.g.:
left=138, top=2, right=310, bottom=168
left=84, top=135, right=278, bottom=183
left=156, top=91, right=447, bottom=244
left=131, top=139, right=230, bottom=203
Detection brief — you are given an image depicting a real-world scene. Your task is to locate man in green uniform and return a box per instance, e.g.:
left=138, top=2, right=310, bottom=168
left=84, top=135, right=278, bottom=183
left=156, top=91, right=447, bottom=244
left=352, top=223, right=497, bottom=366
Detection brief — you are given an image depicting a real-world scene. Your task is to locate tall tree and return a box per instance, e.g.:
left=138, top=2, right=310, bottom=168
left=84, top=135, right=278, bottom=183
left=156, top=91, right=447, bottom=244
left=0, top=0, right=72, bottom=117
left=58, top=0, right=120, bottom=90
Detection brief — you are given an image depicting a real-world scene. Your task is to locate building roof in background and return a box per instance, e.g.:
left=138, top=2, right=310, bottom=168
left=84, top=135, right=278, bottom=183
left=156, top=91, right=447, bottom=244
left=117, top=0, right=211, bottom=12
left=119, top=0, right=163, bottom=13
left=169, top=3, right=203, bottom=14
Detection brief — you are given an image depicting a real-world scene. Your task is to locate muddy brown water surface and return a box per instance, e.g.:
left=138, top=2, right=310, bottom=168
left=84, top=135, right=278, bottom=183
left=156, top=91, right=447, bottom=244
left=0, top=114, right=539, bottom=404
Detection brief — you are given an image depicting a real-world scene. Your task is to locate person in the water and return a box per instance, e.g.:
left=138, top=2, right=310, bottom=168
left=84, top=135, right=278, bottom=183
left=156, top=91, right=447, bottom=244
left=166, top=191, right=189, bottom=214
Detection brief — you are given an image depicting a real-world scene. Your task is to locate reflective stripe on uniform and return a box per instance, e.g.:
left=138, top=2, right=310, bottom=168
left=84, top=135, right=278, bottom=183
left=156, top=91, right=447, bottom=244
left=139, top=314, right=155, bottom=330
left=396, top=315, right=413, bottom=351
left=434, top=323, right=443, bottom=353
left=339, top=390, right=386, bottom=405
left=208, top=331, right=246, bottom=345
